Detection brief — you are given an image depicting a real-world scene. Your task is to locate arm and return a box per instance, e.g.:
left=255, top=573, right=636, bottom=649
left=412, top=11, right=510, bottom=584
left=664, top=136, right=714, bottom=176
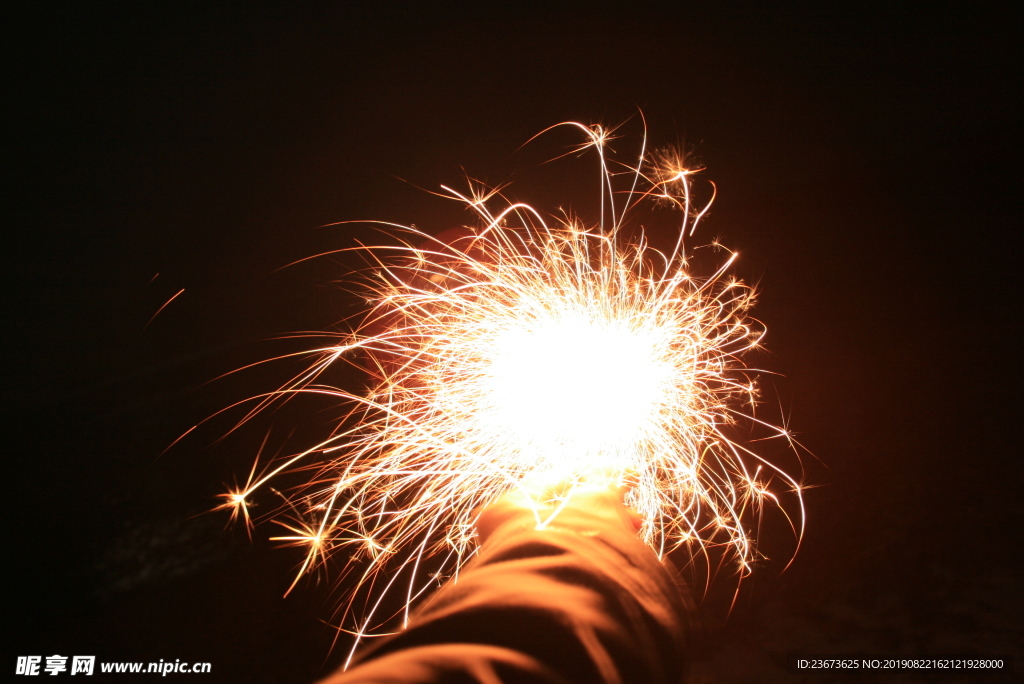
left=319, top=487, right=692, bottom=684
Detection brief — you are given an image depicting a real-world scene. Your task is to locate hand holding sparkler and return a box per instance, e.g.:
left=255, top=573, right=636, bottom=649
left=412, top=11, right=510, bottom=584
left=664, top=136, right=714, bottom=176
left=475, top=481, right=643, bottom=543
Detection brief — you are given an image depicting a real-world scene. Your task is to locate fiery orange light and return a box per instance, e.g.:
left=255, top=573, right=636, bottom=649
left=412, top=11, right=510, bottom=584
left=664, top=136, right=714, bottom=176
left=211, top=121, right=805, bottom=657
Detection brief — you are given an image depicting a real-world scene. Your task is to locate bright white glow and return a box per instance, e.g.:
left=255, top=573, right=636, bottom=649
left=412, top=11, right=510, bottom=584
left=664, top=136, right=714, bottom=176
left=478, top=316, right=666, bottom=468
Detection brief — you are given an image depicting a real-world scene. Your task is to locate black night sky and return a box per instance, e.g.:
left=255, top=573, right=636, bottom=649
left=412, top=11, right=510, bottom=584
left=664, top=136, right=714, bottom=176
left=7, top=4, right=1022, bottom=682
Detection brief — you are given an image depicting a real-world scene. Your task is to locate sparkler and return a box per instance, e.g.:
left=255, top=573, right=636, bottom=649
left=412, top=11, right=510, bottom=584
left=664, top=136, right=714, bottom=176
left=212, top=121, right=804, bottom=657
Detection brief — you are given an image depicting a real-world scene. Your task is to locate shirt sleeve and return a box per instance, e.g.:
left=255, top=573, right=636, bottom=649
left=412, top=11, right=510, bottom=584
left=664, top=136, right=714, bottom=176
left=318, top=496, right=693, bottom=684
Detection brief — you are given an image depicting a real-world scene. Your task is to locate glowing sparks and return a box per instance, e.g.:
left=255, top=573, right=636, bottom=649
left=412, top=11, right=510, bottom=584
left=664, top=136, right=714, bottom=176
left=213, top=121, right=805, bottom=651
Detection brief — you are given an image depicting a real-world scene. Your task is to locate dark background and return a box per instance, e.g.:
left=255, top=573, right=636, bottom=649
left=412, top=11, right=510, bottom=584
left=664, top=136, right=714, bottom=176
left=7, top=3, right=1021, bottom=682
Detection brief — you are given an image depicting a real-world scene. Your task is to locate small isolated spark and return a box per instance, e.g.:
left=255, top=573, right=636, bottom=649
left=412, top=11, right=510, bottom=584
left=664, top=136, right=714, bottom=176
left=210, top=121, right=805, bottom=657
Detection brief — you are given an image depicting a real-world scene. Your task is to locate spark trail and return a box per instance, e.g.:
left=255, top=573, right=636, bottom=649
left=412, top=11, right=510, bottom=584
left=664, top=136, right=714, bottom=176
left=213, top=121, right=805, bottom=656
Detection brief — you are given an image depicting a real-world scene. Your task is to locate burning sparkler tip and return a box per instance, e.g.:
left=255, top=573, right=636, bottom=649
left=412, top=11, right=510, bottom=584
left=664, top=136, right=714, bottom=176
left=212, top=120, right=806, bottom=648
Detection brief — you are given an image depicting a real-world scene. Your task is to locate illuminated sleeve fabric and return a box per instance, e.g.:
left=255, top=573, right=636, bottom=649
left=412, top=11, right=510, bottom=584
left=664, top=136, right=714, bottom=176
left=318, top=501, right=692, bottom=684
